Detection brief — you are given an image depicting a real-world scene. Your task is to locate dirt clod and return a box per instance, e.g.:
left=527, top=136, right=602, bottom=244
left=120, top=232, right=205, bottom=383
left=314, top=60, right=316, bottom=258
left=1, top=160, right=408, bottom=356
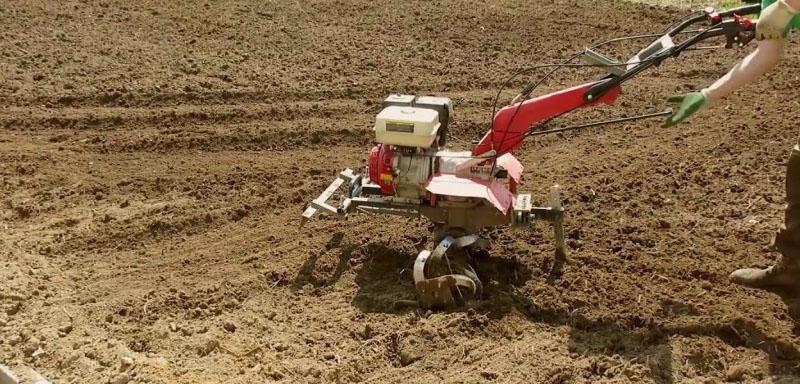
left=398, top=336, right=423, bottom=366
left=57, top=324, right=73, bottom=337
left=109, top=372, right=130, bottom=384
left=725, top=364, right=749, bottom=382
left=119, top=356, right=134, bottom=371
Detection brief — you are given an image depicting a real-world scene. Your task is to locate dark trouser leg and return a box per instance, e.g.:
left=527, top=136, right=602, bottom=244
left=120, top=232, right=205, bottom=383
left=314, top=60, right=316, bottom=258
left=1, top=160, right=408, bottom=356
left=730, top=145, right=800, bottom=288
left=773, top=145, right=800, bottom=263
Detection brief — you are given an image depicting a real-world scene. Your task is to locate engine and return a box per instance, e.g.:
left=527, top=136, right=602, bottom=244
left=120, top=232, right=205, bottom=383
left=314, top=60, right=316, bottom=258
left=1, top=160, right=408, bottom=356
left=368, top=95, right=453, bottom=199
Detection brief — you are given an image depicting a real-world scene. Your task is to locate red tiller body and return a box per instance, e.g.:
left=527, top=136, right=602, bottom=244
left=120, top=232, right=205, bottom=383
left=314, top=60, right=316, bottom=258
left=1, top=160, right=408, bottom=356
left=472, top=81, right=622, bottom=157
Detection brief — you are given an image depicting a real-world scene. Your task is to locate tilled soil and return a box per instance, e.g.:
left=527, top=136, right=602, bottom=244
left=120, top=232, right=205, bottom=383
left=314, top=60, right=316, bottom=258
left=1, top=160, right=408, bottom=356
left=2, top=0, right=800, bottom=383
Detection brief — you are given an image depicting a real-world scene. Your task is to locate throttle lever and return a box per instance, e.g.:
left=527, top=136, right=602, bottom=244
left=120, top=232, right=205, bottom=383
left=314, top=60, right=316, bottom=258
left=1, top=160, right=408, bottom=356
left=704, top=7, right=723, bottom=25
left=725, top=15, right=756, bottom=48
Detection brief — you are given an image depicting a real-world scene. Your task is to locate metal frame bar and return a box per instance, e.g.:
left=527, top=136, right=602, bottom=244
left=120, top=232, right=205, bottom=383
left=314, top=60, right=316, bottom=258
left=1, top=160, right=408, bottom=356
left=302, top=169, right=358, bottom=221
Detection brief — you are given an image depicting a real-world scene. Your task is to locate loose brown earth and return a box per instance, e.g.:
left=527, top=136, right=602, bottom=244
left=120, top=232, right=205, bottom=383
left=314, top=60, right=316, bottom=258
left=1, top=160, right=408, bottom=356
left=2, top=1, right=800, bottom=383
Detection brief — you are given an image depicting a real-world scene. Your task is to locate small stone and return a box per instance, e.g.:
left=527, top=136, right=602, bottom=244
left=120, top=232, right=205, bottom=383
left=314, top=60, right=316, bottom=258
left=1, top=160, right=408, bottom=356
left=22, top=345, right=39, bottom=357
left=169, top=323, right=178, bottom=332
left=32, top=347, right=45, bottom=358
left=110, top=372, right=131, bottom=384
left=223, top=321, right=236, bottom=333
left=322, top=351, right=335, bottom=360
left=24, top=341, right=40, bottom=357
left=180, top=327, right=193, bottom=337
left=119, top=356, right=134, bottom=371
left=6, top=302, right=21, bottom=316
left=274, top=343, right=289, bottom=352
left=58, top=323, right=73, bottom=337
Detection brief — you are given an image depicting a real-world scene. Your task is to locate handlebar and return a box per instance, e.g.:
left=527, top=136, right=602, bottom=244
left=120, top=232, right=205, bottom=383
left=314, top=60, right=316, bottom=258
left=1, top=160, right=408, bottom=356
left=717, top=3, right=761, bottom=17
left=669, top=3, right=760, bottom=36
left=585, top=3, right=760, bottom=101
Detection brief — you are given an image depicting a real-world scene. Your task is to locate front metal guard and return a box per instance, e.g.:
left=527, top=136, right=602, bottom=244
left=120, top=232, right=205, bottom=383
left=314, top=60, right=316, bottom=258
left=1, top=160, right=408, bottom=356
left=301, top=169, right=359, bottom=224
left=301, top=169, right=421, bottom=225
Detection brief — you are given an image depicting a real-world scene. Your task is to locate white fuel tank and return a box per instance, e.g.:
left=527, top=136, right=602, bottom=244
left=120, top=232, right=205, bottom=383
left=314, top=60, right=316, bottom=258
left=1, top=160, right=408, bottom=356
left=374, top=106, right=440, bottom=149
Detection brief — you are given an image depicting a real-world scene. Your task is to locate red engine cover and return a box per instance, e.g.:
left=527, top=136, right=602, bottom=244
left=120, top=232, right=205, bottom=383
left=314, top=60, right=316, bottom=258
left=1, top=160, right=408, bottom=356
left=368, top=144, right=396, bottom=194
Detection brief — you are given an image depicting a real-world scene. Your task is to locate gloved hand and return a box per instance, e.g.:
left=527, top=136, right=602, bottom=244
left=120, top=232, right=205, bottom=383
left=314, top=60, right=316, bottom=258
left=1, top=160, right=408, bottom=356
left=663, top=92, right=707, bottom=127
left=757, top=0, right=799, bottom=40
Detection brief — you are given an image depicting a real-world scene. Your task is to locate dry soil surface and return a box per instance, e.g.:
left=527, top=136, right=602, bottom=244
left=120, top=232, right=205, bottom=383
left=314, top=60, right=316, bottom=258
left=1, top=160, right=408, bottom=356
left=3, top=0, right=800, bottom=383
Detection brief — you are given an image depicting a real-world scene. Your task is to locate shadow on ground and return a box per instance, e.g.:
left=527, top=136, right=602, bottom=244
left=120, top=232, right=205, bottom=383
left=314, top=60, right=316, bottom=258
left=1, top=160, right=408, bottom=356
left=293, top=236, right=800, bottom=383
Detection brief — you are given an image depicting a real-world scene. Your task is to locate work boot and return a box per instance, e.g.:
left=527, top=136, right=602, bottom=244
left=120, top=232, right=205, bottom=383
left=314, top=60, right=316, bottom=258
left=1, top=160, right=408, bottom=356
left=729, top=256, right=800, bottom=288
left=730, top=145, right=800, bottom=289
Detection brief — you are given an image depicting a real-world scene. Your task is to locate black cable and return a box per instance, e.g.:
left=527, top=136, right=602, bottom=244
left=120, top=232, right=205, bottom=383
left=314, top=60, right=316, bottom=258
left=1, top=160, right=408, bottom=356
left=486, top=33, right=661, bottom=163
left=486, top=23, right=719, bottom=167
left=485, top=54, right=664, bottom=167
left=663, top=10, right=704, bottom=34
left=487, top=29, right=705, bottom=134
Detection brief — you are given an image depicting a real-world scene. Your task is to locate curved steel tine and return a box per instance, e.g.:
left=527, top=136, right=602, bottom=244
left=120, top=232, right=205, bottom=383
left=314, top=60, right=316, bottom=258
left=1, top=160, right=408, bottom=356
left=430, top=236, right=455, bottom=264
left=453, top=234, right=480, bottom=248
left=413, top=250, right=432, bottom=285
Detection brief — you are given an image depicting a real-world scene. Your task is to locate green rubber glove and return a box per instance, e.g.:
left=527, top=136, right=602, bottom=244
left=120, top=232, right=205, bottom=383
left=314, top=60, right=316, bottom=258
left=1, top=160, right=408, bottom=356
left=663, top=92, right=707, bottom=127
left=757, top=0, right=799, bottom=40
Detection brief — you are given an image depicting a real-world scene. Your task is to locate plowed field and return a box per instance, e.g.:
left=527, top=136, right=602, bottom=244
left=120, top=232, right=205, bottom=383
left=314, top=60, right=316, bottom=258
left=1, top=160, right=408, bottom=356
left=2, top=1, right=800, bottom=383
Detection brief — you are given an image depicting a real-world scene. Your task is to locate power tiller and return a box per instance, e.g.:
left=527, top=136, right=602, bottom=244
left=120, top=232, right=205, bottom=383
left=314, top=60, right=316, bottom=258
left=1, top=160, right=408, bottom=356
left=302, top=4, right=760, bottom=308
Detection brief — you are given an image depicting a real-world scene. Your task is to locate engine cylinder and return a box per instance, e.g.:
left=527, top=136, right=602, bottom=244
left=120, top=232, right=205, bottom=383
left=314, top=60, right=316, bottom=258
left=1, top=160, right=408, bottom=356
left=393, top=150, right=432, bottom=199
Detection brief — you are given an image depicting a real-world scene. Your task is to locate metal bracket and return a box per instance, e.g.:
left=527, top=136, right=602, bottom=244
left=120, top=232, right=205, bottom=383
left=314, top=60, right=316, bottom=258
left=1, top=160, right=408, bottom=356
left=513, top=187, right=567, bottom=264
left=549, top=185, right=567, bottom=263
left=301, top=169, right=358, bottom=224
left=582, top=48, right=625, bottom=77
